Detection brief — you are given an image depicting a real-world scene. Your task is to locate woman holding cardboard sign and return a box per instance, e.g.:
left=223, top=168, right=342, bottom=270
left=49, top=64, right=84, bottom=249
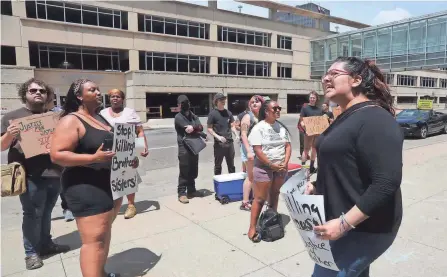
left=299, top=91, right=324, bottom=174
left=100, top=89, right=149, bottom=220
left=305, top=57, right=403, bottom=277
left=50, top=79, right=133, bottom=277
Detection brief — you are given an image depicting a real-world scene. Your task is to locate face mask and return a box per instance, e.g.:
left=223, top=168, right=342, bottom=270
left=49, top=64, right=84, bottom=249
left=181, top=102, right=190, bottom=111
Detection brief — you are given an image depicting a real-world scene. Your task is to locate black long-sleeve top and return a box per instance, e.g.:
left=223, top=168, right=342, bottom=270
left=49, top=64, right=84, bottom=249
left=174, top=111, right=204, bottom=145
left=315, top=101, right=404, bottom=234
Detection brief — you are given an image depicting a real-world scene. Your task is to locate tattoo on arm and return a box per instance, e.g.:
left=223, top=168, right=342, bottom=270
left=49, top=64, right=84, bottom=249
left=241, top=123, right=249, bottom=134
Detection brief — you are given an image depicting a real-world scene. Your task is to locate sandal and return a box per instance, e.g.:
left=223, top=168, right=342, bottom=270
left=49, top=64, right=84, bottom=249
left=240, top=202, right=251, bottom=211
left=249, top=232, right=261, bottom=243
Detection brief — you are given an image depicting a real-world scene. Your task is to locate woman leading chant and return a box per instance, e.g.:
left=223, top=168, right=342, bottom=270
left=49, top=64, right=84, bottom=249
left=306, top=57, right=404, bottom=277
left=100, top=89, right=149, bottom=219
left=50, top=79, right=127, bottom=277
left=247, top=100, right=291, bottom=242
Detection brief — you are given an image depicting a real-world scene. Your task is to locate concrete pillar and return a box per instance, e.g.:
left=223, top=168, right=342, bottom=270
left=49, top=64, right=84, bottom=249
left=210, top=24, right=218, bottom=41
left=208, top=1, right=217, bottom=9
left=271, top=33, right=277, bottom=49
left=210, top=56, right=218, bottom=74
left=129, top=49, right=139, bottom=71
left=11, top=1, right=26, bottom=17
left=15, top=47, right=30, bottom=67
left=268, top=8, right=277, bottom=19
left=277, top=93, right=287, bottom=114
left=128, top=11, right=138, bottom=32
left=271, top=62, right=278, bottom=78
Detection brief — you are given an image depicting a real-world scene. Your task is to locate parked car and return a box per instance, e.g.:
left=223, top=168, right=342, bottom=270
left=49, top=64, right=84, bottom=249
left=396, top=109, right=447, bottom=139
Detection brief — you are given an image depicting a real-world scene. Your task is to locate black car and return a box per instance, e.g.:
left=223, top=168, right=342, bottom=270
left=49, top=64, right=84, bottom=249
left=396, top=109, right=447, bottom=139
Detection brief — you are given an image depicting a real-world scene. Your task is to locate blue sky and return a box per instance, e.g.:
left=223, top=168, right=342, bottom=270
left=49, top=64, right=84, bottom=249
left=178, top=1, right=446, bottom=32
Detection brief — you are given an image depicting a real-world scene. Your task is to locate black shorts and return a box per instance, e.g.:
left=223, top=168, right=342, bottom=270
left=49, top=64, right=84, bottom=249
left=61, top=167, right=114, bottom=218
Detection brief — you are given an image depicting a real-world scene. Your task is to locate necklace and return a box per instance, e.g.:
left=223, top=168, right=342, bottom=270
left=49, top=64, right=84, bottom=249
left=109, top=107, right=123, bottom=118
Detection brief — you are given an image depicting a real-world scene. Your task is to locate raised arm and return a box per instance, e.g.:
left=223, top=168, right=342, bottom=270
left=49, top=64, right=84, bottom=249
left=50, top=115, right=114, bottom=167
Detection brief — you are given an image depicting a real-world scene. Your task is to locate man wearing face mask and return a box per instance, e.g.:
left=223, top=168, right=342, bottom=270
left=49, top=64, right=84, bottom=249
left=174, top=95, right=206, bottom=204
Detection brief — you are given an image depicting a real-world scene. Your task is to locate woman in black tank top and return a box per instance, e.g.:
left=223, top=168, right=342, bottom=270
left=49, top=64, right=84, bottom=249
left=50, top=79, right=120, bottom=277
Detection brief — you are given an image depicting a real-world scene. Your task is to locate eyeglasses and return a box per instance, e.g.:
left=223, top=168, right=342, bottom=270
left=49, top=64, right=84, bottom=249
left=272, top=106, right=282, bottom=112
left=29, top=88, right=47, bottom=94
left=321, top=69, right=350, bottom=82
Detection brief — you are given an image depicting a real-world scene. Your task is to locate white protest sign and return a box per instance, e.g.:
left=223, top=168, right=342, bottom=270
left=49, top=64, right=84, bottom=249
left=280, top=170, right=339, bottom=271
left=110, top=123, right=138, bottom=200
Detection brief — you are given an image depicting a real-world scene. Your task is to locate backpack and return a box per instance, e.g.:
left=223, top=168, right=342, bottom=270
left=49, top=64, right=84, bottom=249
left=257, top=207, right=285, bottom=242
left=1, top=162, right=27, bottom=197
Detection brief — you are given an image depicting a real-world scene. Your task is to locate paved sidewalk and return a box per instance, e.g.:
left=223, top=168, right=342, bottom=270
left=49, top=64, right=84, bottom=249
left=2, top=142, right=447, bottom=276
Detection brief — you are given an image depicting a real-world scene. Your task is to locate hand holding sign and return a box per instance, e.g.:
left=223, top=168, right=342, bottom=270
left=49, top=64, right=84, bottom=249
left=302, top=116, right=330, bottom=136
left=6, top=123, right=20, bottom=138
left=314, top=218, right=348, bottom=241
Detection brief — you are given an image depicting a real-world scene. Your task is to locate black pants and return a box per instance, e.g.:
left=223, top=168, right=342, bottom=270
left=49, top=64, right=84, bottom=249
left=214, top=142, right=235, bottom=175
left=299, top=131, right=305, bottom=156
left=178, top=144, right=199, bottom=196
left=60, top=193, right=68, bottom=211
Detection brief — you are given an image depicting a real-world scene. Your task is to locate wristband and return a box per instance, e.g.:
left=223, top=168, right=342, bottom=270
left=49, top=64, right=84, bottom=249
left=267, top=161, right=273, bottom=168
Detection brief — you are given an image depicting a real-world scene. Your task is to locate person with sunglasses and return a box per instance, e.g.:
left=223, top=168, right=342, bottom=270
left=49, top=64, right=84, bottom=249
left=1, top=78, right=70, bottom=270
left=247, top=100, right=291, bottom=242
left=299, top=91, right=324, bottom=173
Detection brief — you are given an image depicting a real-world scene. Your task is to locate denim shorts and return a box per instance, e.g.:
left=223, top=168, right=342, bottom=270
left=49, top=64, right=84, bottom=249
left=253, top=165, right=287, bottom=183
left=240, top=143, right=253, bottom=163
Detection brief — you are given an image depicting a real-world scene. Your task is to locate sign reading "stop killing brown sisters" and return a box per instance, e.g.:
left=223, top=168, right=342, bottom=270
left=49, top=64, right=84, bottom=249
left=110, top=123, right=138, bottom=200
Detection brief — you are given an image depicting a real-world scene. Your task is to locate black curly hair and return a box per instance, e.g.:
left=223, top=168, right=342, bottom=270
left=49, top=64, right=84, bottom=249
left=258, top=99, right=291, bottom=138
left=60, top=78, right=93, bottom=117
left=17, top=78, right=55, bottom=104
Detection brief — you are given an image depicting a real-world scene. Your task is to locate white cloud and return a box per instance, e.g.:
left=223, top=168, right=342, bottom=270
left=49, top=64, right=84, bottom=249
left=371, top=8, right=412, bottom=26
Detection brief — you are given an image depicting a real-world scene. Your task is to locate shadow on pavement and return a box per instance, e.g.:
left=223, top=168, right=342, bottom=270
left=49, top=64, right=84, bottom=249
left=197, top=188, right=214, bottom=198
left=118, top=200, right=161, bottom=215
left=54, top=230, right=82, bottom=252
left=105, top=248, right=161, bottom=277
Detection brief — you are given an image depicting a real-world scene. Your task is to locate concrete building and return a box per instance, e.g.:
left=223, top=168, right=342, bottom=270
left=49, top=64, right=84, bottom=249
left=275, top=3, right=330, bottom=32
left=1, top=1, right=446, bottom=121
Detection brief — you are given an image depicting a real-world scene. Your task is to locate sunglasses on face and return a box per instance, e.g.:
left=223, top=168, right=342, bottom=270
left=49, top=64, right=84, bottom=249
left=272, top=106, right=282, bottom=112
left=29, top=88, right=47, bottom=94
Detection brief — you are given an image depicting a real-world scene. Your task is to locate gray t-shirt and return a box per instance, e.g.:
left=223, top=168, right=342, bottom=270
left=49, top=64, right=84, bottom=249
left=248, top=121, right=291, bottom=165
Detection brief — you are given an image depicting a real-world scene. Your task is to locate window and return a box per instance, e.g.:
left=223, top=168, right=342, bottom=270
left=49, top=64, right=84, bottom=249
left=218, top=58, right=270, bottom=77
left=139, top=52, right=210, bottom=74
left=138, top=14, right=209, bottom=40
left=384, top=74, right=395, bottom=85
left=1, top=46, right=16, bottom=65
left=440, top=79, right=447, bottom=88
left=420, top=77, right=437, bottom=88
left=29, top=42, right=127, bottom=71
left=277, top=35, right=292, bottom=50
left=277, top=63, right=292, bottom=78
left=25, top=1, right=127, bottom=30
left=218, top=26, right=270, bottom=47
left=397, top=75, right=417, bottom=86
left=1, top=0, right=13, bottom=16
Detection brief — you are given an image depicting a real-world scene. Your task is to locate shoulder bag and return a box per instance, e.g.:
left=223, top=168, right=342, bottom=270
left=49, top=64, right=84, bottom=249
left=1, top=162, right=26, bottom=197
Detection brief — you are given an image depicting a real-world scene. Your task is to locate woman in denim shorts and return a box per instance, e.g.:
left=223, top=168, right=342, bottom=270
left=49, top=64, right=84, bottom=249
left=239, top=95, right=264, bottom=211
left=247, top=99, right=291, bottom=242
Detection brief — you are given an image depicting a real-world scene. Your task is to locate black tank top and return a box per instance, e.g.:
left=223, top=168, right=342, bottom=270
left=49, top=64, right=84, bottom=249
left=71, top=113, right=113, bottom=169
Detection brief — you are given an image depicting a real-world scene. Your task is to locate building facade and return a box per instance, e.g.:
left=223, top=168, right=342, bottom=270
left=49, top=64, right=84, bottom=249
left=1, top=1, right=446, bottom=121
left=275, top=3, right=330, bottom=32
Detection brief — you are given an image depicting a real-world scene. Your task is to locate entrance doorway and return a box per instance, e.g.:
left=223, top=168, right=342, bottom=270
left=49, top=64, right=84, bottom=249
left=146, top=93, right=210, bottom=118
left=287, top=94, right=309, bottom=113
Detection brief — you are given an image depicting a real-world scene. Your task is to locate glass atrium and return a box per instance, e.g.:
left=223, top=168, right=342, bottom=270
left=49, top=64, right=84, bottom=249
left=310, top=11, right=447, bottom=78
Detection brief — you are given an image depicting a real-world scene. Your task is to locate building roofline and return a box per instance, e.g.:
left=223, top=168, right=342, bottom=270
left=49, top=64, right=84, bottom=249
left=236, top=0, right=369, bottom=28
left=311, top=10, right=447, bottom=41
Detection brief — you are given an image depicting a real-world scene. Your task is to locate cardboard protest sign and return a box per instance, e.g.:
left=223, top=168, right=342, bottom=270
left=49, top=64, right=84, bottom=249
left=332, top=107, right=342, bottom=119
left=303, top=116, right=330, bottom=136
left=280, top=170, right=339, bottom=272
left=12, top=112, right=59, bottom=158
left=110, top=123, right=139, bottom=200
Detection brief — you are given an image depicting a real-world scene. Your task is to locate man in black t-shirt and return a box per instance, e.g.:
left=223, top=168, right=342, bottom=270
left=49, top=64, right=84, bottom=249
left=299, top=91, right=324, bottom=173
left=207, top=93, right=237, bottom=175
left=0, top=78, right=69, bottom=270
left=322, top=102, right=334, bottom=124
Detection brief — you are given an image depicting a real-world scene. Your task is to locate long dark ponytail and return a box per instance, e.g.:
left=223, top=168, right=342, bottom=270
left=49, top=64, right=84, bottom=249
left=60, top=79, right=92, bottom=118
left=258, top=99, right=291, bottom=138
left=334, top=57, right=394, bottom=116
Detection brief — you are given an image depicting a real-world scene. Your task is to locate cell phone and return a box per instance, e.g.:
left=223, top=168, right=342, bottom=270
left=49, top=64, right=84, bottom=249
left=103, top=138, right=113, bottom=151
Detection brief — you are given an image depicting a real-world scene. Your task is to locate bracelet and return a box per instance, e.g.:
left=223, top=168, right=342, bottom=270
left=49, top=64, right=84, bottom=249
left=340, top=213, right=356, bottom=230
left=267, top=161, right=273, bottom=168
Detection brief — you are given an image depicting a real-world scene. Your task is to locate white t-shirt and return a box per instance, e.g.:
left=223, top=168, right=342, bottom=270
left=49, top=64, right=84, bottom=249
left=100, top=107, right=142, bottom=126
left=248, top=120, right=291, bottom=164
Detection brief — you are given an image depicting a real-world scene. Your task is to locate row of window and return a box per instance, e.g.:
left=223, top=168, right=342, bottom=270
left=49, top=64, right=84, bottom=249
left=218, top=58, right=271, bottom=77
left=218, top=26, right=270, bottom=47
left=25, top=0, right=128, bottom=30
left=387, top=74, right=447, bottom=88
left=139, top=52, right=210, bottom=74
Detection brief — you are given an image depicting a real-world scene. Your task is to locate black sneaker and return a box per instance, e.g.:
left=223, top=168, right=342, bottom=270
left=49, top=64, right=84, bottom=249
left=187, top=190, right=204, bottom=199
left=310, top=166, right=317, bottom=174
left=40, top=242, right=70, bottom=256
left=25, top=254, right=43, bottom=270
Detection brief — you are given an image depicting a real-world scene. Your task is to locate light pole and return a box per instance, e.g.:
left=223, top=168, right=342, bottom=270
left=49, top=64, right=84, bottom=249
left=238, top=5, right=243, bottom=13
